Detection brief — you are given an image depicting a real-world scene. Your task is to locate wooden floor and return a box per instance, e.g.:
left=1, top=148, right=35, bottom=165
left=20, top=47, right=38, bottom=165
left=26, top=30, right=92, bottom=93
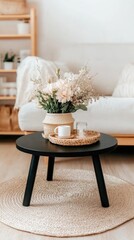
left=0, top=135, right=134, bottom=240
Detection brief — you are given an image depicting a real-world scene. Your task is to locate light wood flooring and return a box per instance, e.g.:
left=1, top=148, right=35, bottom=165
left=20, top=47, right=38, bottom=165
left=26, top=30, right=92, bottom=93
left=0, top=135, right=134, bottom=240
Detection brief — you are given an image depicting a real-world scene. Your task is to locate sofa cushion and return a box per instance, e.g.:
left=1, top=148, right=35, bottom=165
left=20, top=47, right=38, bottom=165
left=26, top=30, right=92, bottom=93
left=18, top=97, right=134, bottom=134
left=112, top=63, right=134, bottom=97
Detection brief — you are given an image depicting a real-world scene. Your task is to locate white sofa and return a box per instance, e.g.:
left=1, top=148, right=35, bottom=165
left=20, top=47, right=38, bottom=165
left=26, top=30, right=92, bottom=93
left=18, top=62, right=134, bottom=146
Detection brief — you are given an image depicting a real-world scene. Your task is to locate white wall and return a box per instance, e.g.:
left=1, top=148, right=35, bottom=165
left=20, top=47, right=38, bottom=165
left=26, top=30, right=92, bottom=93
left=1, top=0, right=134, bottom=93
left=27, top=0, right=134, bottom=94
left=28, top=0, right=134, bottom=52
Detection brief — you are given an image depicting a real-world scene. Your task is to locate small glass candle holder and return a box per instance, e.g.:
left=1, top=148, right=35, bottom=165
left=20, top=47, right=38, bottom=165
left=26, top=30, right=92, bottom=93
left=76, top=121, right=87, bottom=138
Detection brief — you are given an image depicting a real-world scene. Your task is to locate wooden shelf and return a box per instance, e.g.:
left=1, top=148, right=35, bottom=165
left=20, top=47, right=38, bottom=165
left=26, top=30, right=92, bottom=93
left=0, top=69, right=16, bottom=73
left=0, top=14, right=30, bottom=20
left=0, top=8, right=36, bottom=55
left=0, top=95, right=16, bottom=100
left=0, top=131, right=24, bottom=135
left=0, top=34, right=31, bottom=39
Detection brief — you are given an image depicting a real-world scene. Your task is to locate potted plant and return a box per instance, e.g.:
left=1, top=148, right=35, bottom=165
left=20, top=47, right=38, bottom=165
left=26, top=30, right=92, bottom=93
left=31, top=63, right=99, bottom=138
left=3, top=52, right=16, bottom=70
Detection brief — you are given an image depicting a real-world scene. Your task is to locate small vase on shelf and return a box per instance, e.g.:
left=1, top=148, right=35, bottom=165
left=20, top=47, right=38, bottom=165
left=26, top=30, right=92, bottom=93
left=3, top=52, right=15, bottom=70
left=3, top=62, right=14, bottom=70
left=17, top=21, right=30, bottom=35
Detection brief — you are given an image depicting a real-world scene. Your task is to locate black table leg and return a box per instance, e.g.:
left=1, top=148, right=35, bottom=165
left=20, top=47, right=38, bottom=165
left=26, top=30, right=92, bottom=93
left=47, top=156, right=55, bottom=181
left=92, top=154, right=109, bottom=207
left=23, top=154, right=39, bottom=207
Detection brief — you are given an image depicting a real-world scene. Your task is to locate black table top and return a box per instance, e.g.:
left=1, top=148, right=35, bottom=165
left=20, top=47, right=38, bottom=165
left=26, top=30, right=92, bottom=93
left=16, top=132, right=117, bottom=158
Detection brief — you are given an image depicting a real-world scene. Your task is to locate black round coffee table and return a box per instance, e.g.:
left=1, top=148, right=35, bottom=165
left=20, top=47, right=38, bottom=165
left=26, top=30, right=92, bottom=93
left=16, top=132, right=117, bottom=207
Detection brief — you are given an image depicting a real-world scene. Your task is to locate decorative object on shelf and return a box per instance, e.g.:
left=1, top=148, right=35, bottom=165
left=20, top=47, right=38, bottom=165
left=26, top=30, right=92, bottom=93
left=0, top=82, right=16, bottom=96
left=0, top=106, right=19, bottom=131
left=0, top=0, right=28, bottom=14
left=17, top=20, right=30, bottom=35
left=16, top=56, right=21, bottom=68
left=31, top=59, right=99, bottom=138
left=48, top=130, right=100, bottom=146
left=43, top=113, right=74, bottom=138
left=3, top=51, right=16, bottom=70
left=19, top=49, right=30, bottom=62
left=0, top=76, right=7, bottom=83
left=0, top=106, right=11, bottom=131
left=10, top=108, right=20, bottom=131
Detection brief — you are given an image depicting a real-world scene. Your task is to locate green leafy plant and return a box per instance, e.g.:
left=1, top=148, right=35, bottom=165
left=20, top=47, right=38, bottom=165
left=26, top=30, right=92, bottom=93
left=3, top=52, right=15, bottom=62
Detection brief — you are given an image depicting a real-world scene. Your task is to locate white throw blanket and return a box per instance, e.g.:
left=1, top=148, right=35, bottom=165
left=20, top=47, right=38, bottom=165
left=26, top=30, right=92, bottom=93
left=15, top=56, right=68, bottom=109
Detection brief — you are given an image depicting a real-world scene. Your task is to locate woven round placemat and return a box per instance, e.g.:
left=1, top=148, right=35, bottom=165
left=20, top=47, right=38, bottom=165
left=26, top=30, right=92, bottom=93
left=0, top=169, right=134, bottom=237
left=48, top=130, right=100, bottom=146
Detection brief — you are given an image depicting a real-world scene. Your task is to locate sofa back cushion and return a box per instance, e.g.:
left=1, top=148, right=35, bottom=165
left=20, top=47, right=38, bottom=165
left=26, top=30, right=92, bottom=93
left=112, top=63, right=134, bottom=97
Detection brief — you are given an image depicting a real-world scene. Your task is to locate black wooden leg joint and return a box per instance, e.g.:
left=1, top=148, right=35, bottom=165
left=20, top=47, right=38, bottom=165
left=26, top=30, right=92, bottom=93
left=92, top=154, right=109, bottom=207
left=47, top=156, right=55, bottom=181
left=23, top=154, right=39, bottom=207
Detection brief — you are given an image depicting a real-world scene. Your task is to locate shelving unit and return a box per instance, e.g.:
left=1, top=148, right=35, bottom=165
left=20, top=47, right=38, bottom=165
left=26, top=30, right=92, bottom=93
left=0, top=8, right=37, bottom=135
left=0, top=96, right=16, bottom=100
left=0, top=34, right=31, bottom=39
left=0, top=69, right=16, bottom=73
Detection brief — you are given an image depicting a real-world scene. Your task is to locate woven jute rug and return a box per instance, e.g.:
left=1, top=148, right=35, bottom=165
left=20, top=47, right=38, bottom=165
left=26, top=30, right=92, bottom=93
left=0, top=169, right=134, bottom=237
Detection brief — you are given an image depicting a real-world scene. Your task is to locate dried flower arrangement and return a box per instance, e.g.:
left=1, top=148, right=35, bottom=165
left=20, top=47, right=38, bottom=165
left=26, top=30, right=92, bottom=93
left=31, top=60, right=99, bottom=113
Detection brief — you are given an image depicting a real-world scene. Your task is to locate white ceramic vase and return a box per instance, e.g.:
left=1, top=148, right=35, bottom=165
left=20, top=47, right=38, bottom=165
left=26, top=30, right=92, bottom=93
left=43, top=113, right=74, bottom=139
left=4, top=62, right=13, bottom=70
left=17, top=22, right=30, bottom=34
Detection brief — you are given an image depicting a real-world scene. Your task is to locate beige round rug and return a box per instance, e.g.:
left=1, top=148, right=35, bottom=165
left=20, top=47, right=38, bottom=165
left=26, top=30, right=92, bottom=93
left=0, top=169, right=134, bottom=237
